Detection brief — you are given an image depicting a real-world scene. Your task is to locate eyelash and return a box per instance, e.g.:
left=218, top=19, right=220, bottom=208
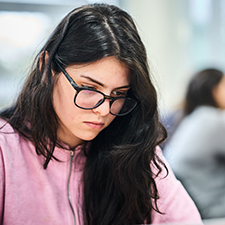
left=112, top=91, right=127, bottom=97
left=81, top=84, right=128, bottom=97
left=81, top=84, right=97, bottom=90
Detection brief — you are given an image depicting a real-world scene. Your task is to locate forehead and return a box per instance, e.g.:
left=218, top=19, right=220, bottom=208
left=67, top=57, right=131, bottom=86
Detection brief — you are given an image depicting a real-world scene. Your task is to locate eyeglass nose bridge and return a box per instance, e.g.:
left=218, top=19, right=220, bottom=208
left=94, top=94, right=115, bottom=109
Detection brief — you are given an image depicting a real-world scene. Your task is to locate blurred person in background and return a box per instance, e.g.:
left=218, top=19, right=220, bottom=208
left=163, top=68, right=225, bottom=220
left=0, top=3, right=203, bottom=225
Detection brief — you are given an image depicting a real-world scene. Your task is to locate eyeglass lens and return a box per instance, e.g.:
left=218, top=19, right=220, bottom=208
left=75, top=89, right=136, bottom=116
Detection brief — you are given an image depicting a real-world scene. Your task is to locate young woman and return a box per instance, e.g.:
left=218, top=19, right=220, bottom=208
left=0, top=3, right=202, bottom=225
left=162, top=68, right=225, bottom=148
left=164, top=68, right=225, bottom=219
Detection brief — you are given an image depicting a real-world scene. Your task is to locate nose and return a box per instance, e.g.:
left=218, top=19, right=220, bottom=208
left=92, top=99, right=111, bottom=116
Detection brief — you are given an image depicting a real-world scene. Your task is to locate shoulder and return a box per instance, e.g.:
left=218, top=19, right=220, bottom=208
left=193, top=106, right=225, bottom=123
left=169, top=106, right=225, bottom=140
left=0, top=118, right=20, bottom=145
left=190, top=106, right=225, bottom=135
left=0, top=118, right=34, bottom=162
left=0, top=118, right=14, bottom=132
left=151, top=147, right=202, bottom=224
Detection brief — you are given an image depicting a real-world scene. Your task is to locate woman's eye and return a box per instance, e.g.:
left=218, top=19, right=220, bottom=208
left=81, top=85, right=96, bottom=90
left=112, top=90, right=127, bottom=97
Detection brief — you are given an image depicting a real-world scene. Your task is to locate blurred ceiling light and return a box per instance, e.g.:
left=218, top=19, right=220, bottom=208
left=189, top=0, right=212, bottom=25
left=0, top=12, right=49, bottom=47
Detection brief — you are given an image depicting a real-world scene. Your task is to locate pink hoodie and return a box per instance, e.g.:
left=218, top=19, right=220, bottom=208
left=0, top=119, right=202, bottom=224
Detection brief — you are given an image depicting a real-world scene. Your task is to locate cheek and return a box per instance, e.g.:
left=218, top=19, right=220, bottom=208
left=215, top=87, right=225, bottom=109
left=106, top=114, right=117, bottom=126
left=220, top=90, right=225, bottom=108
left=53, top=79, right=75, bottom=118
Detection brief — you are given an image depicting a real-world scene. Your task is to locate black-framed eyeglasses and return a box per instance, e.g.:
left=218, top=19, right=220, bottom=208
left=55, top=61, right=138, bottom=116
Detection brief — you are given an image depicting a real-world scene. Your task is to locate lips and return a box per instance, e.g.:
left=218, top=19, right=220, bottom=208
left=84, top=121, right=104, bottom=129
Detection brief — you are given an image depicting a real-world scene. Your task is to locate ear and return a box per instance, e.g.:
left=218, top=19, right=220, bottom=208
left=39, top=51, right=49, bottom=72
left=39, top=51, right=52, bottom=84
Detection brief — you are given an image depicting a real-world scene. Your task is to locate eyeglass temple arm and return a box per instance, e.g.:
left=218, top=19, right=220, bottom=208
left=55, top=60, right=79, bottom=87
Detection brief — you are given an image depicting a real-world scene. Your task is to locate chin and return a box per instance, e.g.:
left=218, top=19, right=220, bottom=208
left=81, top=134, right=99, bottom=142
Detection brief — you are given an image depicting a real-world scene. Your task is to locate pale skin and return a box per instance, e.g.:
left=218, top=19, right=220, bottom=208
left=52, top=56, right=131, bottom=149
left=213, top=75, right=225, bottom=109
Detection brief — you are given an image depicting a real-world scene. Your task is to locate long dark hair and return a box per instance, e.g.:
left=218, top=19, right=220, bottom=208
left=184, top=68, right=224, bottom=116
left=0, top=3, right=167, bottom=224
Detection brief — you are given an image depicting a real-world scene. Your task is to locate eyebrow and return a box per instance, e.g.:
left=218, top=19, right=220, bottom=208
left=80, top=75, right=131, bottom=89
